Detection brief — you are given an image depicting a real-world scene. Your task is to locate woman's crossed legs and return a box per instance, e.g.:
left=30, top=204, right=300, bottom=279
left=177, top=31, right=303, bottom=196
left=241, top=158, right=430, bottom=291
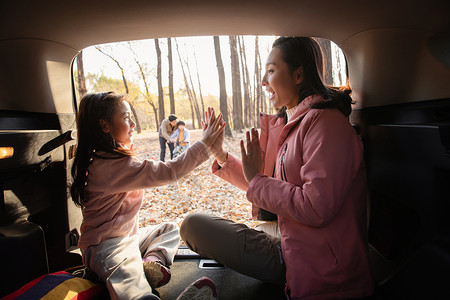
left=180, top=212, right=286, bottom=285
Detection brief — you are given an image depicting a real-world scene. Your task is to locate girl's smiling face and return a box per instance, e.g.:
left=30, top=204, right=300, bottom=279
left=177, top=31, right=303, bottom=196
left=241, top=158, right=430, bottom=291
left=101, top=100, right=135, bottom=149
left=262, top=47, right=303, bottom=109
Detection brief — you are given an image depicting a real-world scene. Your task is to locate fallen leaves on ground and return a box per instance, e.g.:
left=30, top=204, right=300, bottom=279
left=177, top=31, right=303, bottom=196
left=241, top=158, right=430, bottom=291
left=133, top=129, right=262, bottom=230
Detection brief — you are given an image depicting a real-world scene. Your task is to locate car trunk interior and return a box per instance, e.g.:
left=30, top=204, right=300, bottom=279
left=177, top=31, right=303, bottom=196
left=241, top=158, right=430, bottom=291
left=1, top=0, right=449, bottom=298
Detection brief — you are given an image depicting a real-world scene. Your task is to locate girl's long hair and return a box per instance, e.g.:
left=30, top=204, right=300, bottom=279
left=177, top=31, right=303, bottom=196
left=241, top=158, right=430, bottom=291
left=272, top=37, right=354, bottom=118
left=70, top=92, right=133, bottom=208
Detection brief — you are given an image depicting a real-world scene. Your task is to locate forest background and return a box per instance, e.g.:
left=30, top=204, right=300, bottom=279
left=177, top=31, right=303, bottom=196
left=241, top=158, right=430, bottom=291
left=73, top=35, right=346, bottom=227
left=74, top=35, right=346, bottom=135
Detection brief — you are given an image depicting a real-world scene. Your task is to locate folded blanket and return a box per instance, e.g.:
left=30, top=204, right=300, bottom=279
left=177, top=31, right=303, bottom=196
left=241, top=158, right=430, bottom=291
left=1, top=270, right=105, bottom=300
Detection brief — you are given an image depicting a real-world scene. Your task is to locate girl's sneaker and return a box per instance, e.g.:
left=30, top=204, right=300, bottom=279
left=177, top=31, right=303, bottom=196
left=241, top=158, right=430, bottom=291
left=143, top=260, right=171, bottom=289
left=176, top=277, right=218, bottom=300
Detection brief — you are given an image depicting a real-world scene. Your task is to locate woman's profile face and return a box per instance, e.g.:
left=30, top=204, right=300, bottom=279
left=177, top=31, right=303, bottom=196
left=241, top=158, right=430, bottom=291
left=262, top=47, right=301, bottom=109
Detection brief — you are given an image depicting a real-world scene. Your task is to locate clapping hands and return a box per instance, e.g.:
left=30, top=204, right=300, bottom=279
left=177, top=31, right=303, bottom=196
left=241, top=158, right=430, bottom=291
left=202, top=108, right=228, bottom=164
left=240, top=128, right=264, bottom=183
left=201, top=107, right=226, bottom=149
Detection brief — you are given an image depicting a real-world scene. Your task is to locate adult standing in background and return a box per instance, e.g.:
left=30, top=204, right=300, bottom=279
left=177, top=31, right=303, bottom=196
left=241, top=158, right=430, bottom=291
left=159, top=114, right=177, bottom=161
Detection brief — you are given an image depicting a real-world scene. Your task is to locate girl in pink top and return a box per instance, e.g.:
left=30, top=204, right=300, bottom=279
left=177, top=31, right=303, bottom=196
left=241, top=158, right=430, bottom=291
left=71, top=92, right=223, bottom=300
left=181, top=37, right=374, bottom=299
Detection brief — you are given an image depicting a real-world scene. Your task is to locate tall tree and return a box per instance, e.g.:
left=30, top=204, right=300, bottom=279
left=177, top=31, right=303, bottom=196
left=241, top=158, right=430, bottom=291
left=334, top=45, right=346, bottom=86
left=127, top=43, right=159, bottom=131
left=95, top=46, right=142, bottom=133
left=183, top=44, right=203, bottom=128
left=175, top=39, right=199, bottom=129
left=185, top=90, right=196, bottom=129
left=259, top=47, right=267, bottom=114
left=238, top=36, right=252, bottom=128
left=316, top=38, right=333, bottom=85
left=76, top=50, right=87, bottom=97
left=193, top=49, right=205, bottom=116
left=229, top=36, right=244, bottom=131
left=254, top=36, right=263, bottom=128
left=213, top=36, right=232, bottom=137
left=155, top=39, right=165, bottom=123
left=167, top=38, right=176, bottom=115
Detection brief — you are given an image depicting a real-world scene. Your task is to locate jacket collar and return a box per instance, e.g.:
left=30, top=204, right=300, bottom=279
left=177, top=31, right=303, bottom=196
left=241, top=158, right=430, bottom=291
left=289, top=95, right=323, bottom=123
left=277, top=95, right=324, bottom=148
left=258, top=95, right=324, bottom=150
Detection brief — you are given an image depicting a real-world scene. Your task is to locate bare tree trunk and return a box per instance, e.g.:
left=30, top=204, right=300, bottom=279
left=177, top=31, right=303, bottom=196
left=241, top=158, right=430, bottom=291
left=128, top=104, right=141, bottom=132
left=147, top=99, right=159, bottom=131
left=213, top=36, right=232, bottom=137
left=238, top=36, right=251, bottom=128
left=155, top=39, right=165, bottom=123
left=238, top=36, right=248, bottom=127
left=253, top=62, right=257, bottom=126
left=174, top=39, right=199, bottom=129
left=128, top=43, right=158, bottom=131
left=184, top=44, right=202, bottom=128
left=193, top=50, right=205, bottom=115
left=167, top=38, right=176, bottom=115
left=260, top=45, right=266, bottom=114
left=252, top=86, right=256, bottom=126
left=229, top=36, right=243, bottom=131
left=334, top=45, right=345, bottom=86
left=187, top=93, right=195, bottom=128
left=254, top=37, right=262, bottom=128
left=76, top=50, right=87, bottom=97
left=96, top=46, right=142, bottom=133
left=315, top=38, right=333, bottom=85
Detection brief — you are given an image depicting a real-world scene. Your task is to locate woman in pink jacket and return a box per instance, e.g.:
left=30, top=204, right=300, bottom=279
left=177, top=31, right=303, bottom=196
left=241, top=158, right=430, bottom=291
left=181, top=37, right=374, bottom=299
left=71, top=92, right=222, bottom=300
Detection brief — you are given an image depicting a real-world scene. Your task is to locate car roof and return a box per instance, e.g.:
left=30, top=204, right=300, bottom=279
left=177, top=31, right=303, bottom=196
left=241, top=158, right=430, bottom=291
left=1, top=0, right=449, bottom=49
left=0, top=0, right=449, bottom=113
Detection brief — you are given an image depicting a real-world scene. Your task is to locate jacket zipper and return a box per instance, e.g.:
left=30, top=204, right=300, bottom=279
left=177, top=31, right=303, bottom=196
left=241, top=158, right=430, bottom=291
left=280, top=143, right=288, bottom=181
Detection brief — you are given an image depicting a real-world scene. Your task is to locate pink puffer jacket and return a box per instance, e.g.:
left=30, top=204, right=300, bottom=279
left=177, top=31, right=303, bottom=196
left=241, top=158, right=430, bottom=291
left=212, top=95, right=374, bottom=299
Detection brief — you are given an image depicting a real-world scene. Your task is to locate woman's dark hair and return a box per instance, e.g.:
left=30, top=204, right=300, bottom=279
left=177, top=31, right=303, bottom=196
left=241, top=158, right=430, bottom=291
left=272, top=37, right=354, bottom=118
left=177, top=120, right=185, bottom=127
left=70, top=91, right=133, bottom=207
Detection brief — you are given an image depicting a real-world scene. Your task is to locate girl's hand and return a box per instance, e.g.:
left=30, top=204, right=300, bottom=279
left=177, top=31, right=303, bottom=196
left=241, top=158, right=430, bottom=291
left=202, top=108, right=227, bottom=164
left=240, top=128, right=264, bottom=183
left=201, top=107, right=225, bottom=147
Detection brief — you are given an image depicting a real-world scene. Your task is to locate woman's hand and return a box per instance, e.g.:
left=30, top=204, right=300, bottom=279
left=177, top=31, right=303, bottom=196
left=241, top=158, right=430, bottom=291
left=240, top=128, right=264, bottom=183
left=202, top=108, right=228, bottom=163
left=201, top=107, right=225, bottom=147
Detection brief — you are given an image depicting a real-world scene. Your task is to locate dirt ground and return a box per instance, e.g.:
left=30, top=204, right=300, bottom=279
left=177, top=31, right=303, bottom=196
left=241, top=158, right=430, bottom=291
left=133, top=129, right=262, bottom=230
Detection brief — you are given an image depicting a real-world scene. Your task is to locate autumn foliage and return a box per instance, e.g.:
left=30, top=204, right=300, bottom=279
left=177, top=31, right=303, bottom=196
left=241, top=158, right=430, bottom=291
left=135, top=129, right=261, bottom=230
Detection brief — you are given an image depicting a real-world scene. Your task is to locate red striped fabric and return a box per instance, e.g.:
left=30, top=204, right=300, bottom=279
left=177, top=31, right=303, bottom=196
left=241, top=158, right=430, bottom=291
left=1, top=271, right=104, bottom=300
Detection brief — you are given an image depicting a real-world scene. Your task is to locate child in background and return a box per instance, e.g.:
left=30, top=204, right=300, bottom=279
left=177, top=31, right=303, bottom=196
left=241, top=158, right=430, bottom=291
left=70, top=92, right=223, bottom=300
left=170, top=120, right=190, bottom=159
